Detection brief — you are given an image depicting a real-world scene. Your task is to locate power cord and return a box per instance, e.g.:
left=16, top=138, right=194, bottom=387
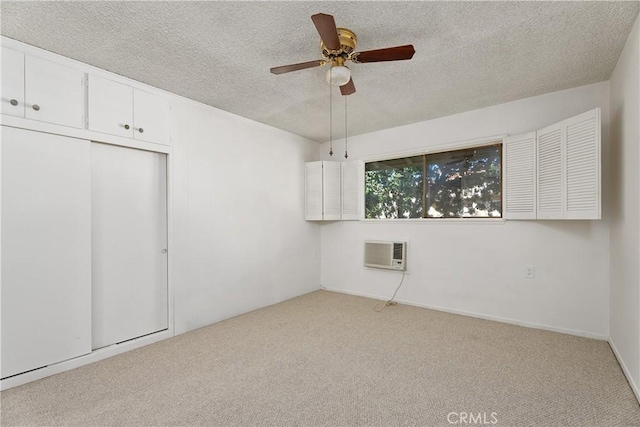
left=374, top=270, right=406, bottom=312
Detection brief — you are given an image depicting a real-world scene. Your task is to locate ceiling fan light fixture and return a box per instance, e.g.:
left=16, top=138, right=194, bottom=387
left=326, top=65, right=351, bottom=86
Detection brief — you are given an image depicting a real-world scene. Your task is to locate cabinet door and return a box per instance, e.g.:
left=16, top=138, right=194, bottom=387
left=1, top=48, right=25, bottom=117
left=88, top=74, right=134, bottom=138
left=323, top=161, right=342, bottom=220
left=133, top=89, right=171, bottom=145
left=91, top=143, right=168, bottom=349
left=341, top=160, right=364, bottom=220
left=305, top=161, right=323, bottom=220
left=536, top=122, right=564, bottom=219
left=1, top=126, right=92, bottom=379
left=503, top=132, right=537, bottom=220
left=564, top=108, right=600, bottom=219
left=25, top=55, right=85, bottom=128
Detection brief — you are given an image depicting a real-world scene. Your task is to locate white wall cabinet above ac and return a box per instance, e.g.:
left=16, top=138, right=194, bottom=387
left=503, top=108, right=601, bottom=220
left=1, top=47, right=84, bottom=129
left=305, top=160, right=363, bottom=221
left=88, top=74, right=171, bottom=146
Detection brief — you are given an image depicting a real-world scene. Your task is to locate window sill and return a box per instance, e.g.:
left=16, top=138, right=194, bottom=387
left=358, top=218, right=506, bottom=224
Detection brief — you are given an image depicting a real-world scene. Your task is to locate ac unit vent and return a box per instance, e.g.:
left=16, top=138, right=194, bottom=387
left=364, top=240, right=406, bottom=271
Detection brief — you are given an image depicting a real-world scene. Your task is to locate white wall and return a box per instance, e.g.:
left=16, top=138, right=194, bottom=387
left=609, top=14, right=640, bottom=399
left=171, top=97, right=321, bottom=335
left=319, top=81, right=611, bottom=339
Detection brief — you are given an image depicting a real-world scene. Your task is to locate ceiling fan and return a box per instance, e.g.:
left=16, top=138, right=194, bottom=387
left=270, top=13, right=416, bottom=96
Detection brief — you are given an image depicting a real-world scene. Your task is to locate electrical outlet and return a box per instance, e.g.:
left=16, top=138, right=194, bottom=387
left=524, top=265, right=535, bottom=279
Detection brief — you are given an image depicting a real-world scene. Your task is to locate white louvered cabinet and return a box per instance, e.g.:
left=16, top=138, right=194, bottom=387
left=536, top=108, right=601, bottom=220
left=503, top=132, right=536, bottom=219
left=341, top=160, right=364, bottom=220
left=305, top=161, right=341, bottom=221
left=504, top=108, right=601, bottom=221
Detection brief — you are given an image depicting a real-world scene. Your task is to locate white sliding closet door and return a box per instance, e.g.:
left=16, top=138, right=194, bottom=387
left=91, top=143, right=168, bottom=349
left=1, top=127, right=92, bottom=378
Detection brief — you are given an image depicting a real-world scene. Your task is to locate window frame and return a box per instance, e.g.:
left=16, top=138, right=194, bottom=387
left=360, top=135, right=507, bottom=222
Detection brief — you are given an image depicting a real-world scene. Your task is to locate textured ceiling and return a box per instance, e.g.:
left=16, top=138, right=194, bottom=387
left=1, top=1, right=638, bottom=142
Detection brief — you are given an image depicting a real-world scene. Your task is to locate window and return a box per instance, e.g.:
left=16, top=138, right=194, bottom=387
left=365, top=143, right=502, bottom=219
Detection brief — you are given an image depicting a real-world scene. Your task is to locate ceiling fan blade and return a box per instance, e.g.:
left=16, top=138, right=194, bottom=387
left=311, top=13, right=341, bottom=51
left=354, top=45, right=416, bottom=63
left=340, top=77, right=356, bottom=96
left=270, top=60, right=324, bottom=75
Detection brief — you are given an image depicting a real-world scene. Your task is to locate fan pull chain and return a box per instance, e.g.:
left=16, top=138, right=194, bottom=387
left=344, top=95, right=348, bottom=159
left=329, top=66, right=333, bottom=157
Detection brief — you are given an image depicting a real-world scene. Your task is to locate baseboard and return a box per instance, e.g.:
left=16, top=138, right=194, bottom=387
left=0, top=329, right=172, bottom=391
left=321, top=287, right=608, bottom=341
left=609, top=339, right=640, bottom=404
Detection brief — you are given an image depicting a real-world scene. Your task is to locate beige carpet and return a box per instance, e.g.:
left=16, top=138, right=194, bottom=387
left=1, top=290, right=639, bottom=427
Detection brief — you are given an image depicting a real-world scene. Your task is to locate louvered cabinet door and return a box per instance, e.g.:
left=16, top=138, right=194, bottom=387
left=536, top=122, right=564, bottom=219
left=322, top=161, right=342, bottom=220
left=341, top=160, right=364, bottom=220
left=563, top=108, right=600, bottom=219
left=503, top=132, right=536, bottom=219
left=305, top=161, right=323, bottom=220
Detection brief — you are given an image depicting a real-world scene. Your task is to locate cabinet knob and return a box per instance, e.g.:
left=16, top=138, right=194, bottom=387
left=9, top=99, right=18, bottom=106
left=138, top=128, right=144, bottom=133
left=32, top=104, right=40, bottom=111
left=124, top=124, right=130, bottom=130
left=161, top=249, right=167, bottom=254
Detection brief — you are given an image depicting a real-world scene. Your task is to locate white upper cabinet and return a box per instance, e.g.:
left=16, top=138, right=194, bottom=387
left=341, top=160, right=364, bottom=220
left=305, top=161, right=341, bottom=221
left=2, top=49, right=85, bottom=128
left=88, top=75, right=171, bottom=145
left=505, top=108, right=601, bottom=221
left=25, top=56, right=85, bottom=129
left=88, top=74, right=134, bottom=138
left=503, top=132, right=536, bottom=220
left=1, top=47, right=25, bottom=117
left=133, top=89, right=171, bottom=145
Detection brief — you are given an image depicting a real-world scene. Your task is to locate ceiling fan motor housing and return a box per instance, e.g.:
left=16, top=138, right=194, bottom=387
left=321, top=28, right=357, bottom=60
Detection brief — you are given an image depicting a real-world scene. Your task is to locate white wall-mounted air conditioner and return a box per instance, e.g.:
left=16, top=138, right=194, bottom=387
left=364, top=240, right=407, bottom=271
